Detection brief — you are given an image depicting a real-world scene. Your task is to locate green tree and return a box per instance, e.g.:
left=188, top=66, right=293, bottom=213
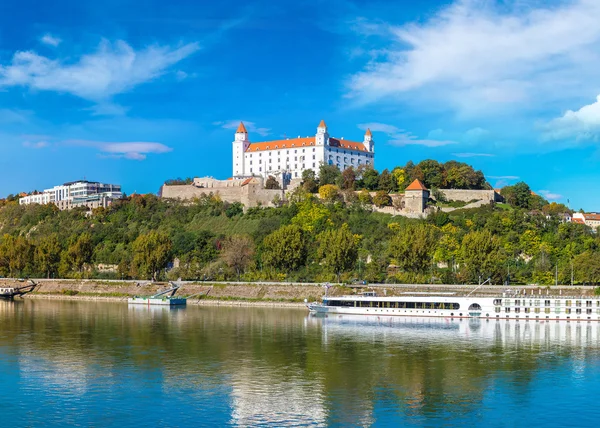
left=389, top=223, right=438, bottom=274
left=35, top=233, right=61, bottom=278
left=391, top=167, right=406, bottom=191
left=501, top=182, right=532, bottom=208
left=361, top=168, right=380, bottom=190
left=301, top=169, right=319, bottom=193
left=319, top=164, right=342, bottom=186
left=414, top=160, right=444, bottom=188
left=317, top=224, right=361, bottom=282
left=373, top=190, right=392, bottom=207
left=131, top=231, right=173, bottom=281
left=459, top=229, right=505, bottom=283
left=262, top=225, right=308, bottom=272
left=265, top=176, right=280, bottom=189
left=66, top=233, right=94, bottom=274
left=378, top=169, right=394, bottom=192
left=357, top=189, right=373, bottom=206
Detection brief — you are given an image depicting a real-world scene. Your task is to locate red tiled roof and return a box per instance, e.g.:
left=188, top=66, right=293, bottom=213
left=573, top=218, right=585, bottom=224
left=246, top=137, right=316, bottom=152
left=328, top=138, right=368, bottom=152
left=241, top=178, right=253, bottom=186
left=236, top=122, right=247, bottom=133
left=406, top=179, right=428, bottom=191
left=365, top=128, right=372, bottom=137
left=318, top=119, right=327, bottom=128
left=584, top=213, right=600, bottom=221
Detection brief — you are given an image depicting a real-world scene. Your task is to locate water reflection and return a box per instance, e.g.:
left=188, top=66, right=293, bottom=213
left=0, top=300, right=599, bottom=427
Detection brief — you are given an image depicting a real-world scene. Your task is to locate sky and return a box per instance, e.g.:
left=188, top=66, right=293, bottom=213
left=1, top=0, right=600, bottom=210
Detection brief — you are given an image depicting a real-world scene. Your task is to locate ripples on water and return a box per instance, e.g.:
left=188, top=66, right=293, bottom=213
left=1, top=300, right=600, bottom=427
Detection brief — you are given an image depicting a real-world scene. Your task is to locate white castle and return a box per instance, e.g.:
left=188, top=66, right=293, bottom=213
left=232, top=120, right=375, bottom=180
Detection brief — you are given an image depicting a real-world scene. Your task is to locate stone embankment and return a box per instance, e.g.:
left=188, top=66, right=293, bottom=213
left=2, top=279, right=598, bottom=305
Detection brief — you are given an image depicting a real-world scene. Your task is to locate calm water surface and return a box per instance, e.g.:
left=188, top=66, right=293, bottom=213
left=1, top=299, right=600, bottom=427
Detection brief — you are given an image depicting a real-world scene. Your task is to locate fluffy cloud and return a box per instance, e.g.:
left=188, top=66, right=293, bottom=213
left=488, top=175, right=519, bottom=180
left=214, top=120, right=271, bottom=137
left=348, top=0, right=600, bottom=114
left=67, top=140, right=173, bottom=160
left=0, top=40, right=199, bottom=103
left=542, top=94, right=600, bottom=142
left=539, top=190, right=563, bottom=200
left=41, top=33, right=61, bottom=47
left=357, top=122, right=456, bottom=147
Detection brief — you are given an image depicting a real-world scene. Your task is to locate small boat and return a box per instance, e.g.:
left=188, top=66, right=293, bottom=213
left=0, top=279, right=38, bottom=299
left=128, top=281, right=187, bottom=306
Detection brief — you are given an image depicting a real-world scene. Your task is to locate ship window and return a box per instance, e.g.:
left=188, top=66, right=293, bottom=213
left=555, top=300, right=560, bottom=306
left=545, top=308, right=550, bottom=314
left=576, top=300, right=582, bottom=307
left=525, top=307, right=530, bottom=313
left=576, top=308, right=582, bottom=314
left=493, top=299, right=502, bottom=306
left=566, top=308, right=571, bottom=314
left=555, top=308, right=561, bottom=314
left=586, top=301, right=592, bottom=307
left=535, top=308, right=540, bottom=313
left=515, top=299, right=520, bottom=306
left=495, top=307, right=501, bottom=313
left=515, top=307, right=520, bottom=313
left=587, top=309, right=592, bottom=315
left=535, top=300, right=540, bottom=306
left=566, top=300, right=572, bottom=307
left=505, top=307, right=510, bottom=313
left=545, top=300, right=551, bottom=306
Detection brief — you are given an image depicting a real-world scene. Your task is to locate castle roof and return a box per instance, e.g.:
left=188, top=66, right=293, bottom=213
left=236, top=122, right=248, bottom=133
left=365, top=128, right=372, bottom=137
left=318, top=119, right=327, bottom=128
left=244, top=136, right=369, bottom=153
left=405, top=179, right=428, bottom=191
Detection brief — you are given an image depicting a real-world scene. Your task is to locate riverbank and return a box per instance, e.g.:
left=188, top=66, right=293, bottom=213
left=5, top=279, right=599, bottom=305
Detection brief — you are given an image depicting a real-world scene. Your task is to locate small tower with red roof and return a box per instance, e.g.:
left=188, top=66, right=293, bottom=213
left=404, top=179, right=429, bottom=214
left=315, top=119, right=329, bottom=146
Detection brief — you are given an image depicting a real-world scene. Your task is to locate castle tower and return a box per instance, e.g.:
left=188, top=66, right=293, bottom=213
left=363, top=128, right=374, bottom=152
left=233, top=122, right=250, bottom=178
left=315, top=119, right=329, bottom=146
left=404, top=179, right=429, bottom=214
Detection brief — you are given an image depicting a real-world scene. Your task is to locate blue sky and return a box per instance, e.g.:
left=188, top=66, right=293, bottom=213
left=1, top=0, right=600, bottom=210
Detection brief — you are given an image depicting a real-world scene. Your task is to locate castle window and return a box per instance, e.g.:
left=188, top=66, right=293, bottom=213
left=250, top=168, right=253, bottom=173
left=259, top=167, right=262, bottom=172
left=313, top=148, right=315, bottom=152
left=313, top=155, right=315, bottom=160
left=313, top=163, right=315, bottom=168
left=250, top=161, right=252, bottom=165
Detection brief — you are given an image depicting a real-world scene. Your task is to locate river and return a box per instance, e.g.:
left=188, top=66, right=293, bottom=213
left=0, top=299, right=599, bottom=427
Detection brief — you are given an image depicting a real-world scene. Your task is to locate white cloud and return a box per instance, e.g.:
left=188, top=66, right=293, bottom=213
left=539, top=189, right=563, bottom=200
left=41, top=33, right=61, bottom=47
left=215, top=120, right=271, bottom=137
left=357, top=122, right=455, bottom=147
left=348, top=0, right=600, bottom=114
left=452, top=152, right=495, bottom=157
left=542, top=94, right=600, bottom=142
left=23, top=141, right=49, bottom=149
left=0, top=39, right=200, bottom=103
left=488, top=175, right=519, bottom=180
left=67, top=140, right=173, bottom=160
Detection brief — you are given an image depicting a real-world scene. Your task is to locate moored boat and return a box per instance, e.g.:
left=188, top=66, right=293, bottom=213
left=128, top=281, right=187, bottom=306
left=306, top=289, right=600, bottom=322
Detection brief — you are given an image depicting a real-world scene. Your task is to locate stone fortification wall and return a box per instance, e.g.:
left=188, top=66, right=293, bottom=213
left=436, top=189, right=499, bottom=203
left=161, top=183, right=284, bottom=208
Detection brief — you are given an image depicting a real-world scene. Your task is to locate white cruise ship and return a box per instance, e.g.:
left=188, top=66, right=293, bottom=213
left=306, top=290, right=600, bottom=322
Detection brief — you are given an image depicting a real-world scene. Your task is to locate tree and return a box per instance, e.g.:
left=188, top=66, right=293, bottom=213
left=319, top=164, right=342, bottom=186
left=378, top=169, right=394, bottom=192
left=459, top=229, right=505, bottom=283
left=132, top=231, right=173, bottom=281
left=341, top=167, right=356, bottom=190
left=262, top=225, right=308, bottom=272
left=543, top=202, right=571, bottom=216
left=265, top=176, right=280, bottom=190
left=414, top=159, right=444, bottom=189
left=301, top=169, right=319, bottom=193
left=357, top=189, right=373, bottom=206
left=66, top=233, right=94, bottom=274
left=291, top=199, right=331, bottom=232
left=35, top=234, right=61, bottom=278
left=0, top=234, right=32, bottom=277
left=373, top=190, right=392, bottom=207
left=501, top=182, right=532, bottom=208
left=220, top=235, right=255, bottom=280
left=391, top=167, right=406, bottom=191
left=319, top=184, right=342, bottom=204
left=361, top=168, right=379, bottom=190
left=389, top=223, right=438, bottom=273
left=317, top=224, right=361, bottom=281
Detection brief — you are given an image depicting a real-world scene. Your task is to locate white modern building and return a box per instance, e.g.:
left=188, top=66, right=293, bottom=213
left=573, top=212, right=600, bottom=229
left=232, top=120, right=375, bottom=180
left=20, top=180, right=123, bottom=210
